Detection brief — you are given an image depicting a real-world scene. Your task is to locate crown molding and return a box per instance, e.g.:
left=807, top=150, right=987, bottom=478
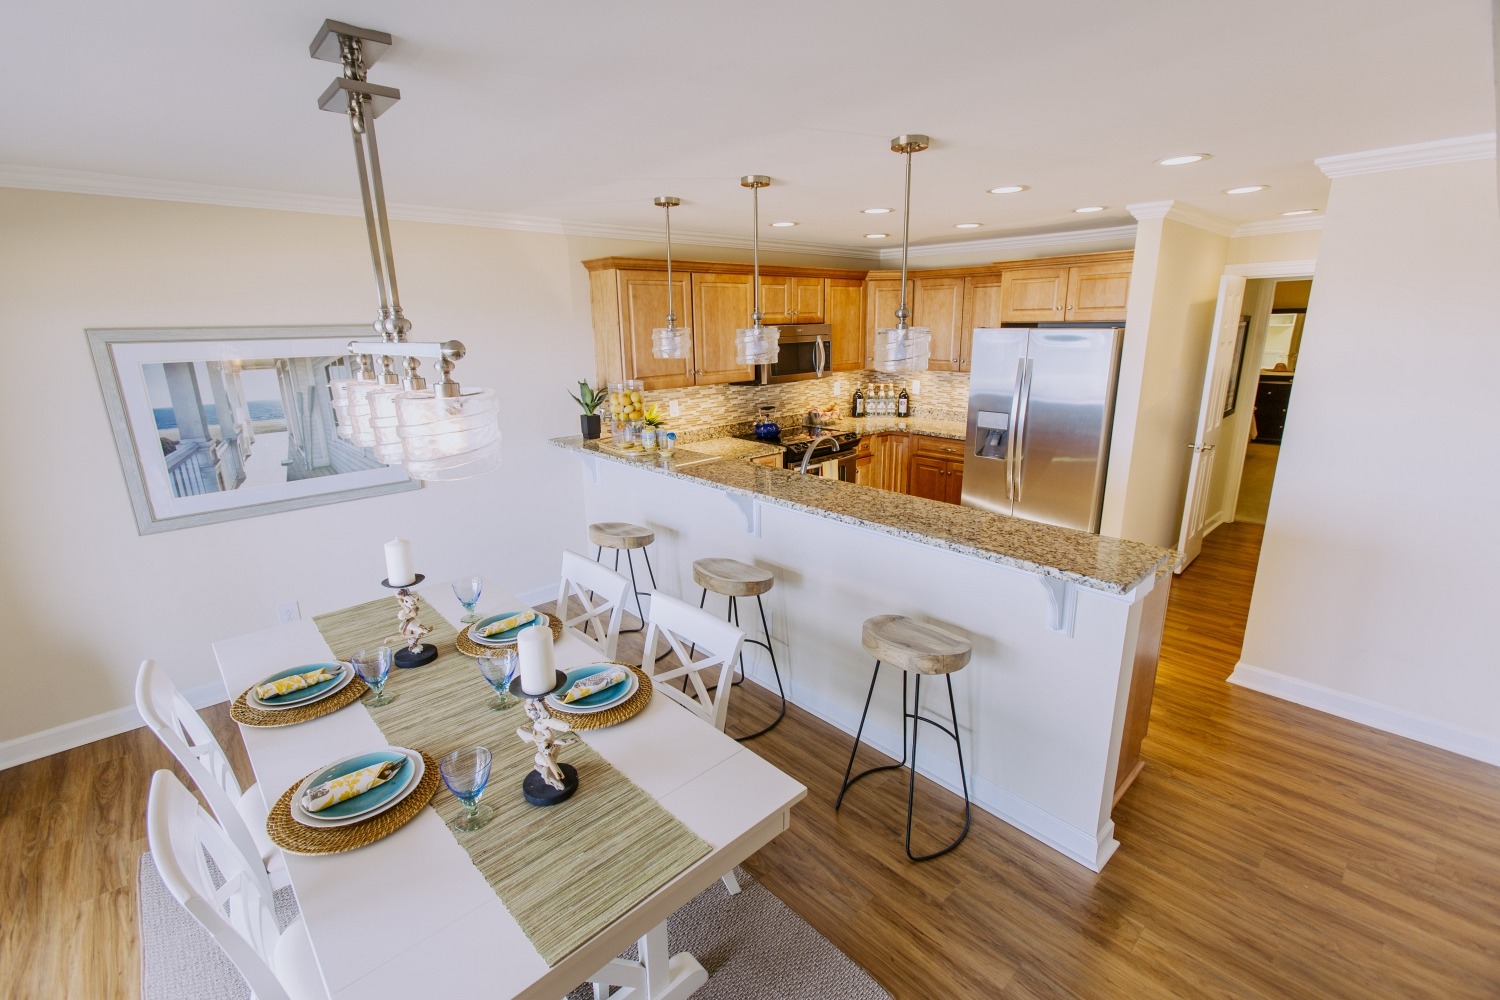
left=1126, top=200, right=1236, bottom=237
left=1233, top=216, right=1324, bottom=237
left=1224, top=259, right=1317, bottom=278
left=1315, top=133, right=1497, bottom=178
left=879, top=224, right=1137, bottom=264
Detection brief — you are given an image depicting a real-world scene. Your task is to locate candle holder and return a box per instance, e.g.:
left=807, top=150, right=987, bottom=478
left=510, top=672, right=579, bottom=806
left=381, top=573, right=438, bottom=668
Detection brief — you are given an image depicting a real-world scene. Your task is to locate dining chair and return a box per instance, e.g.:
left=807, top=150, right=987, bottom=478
left=135, top=659, right=290, bottom=889
left=555, top=549, right=629, bottom=659
left=147, top=770, right=325, bottom=1000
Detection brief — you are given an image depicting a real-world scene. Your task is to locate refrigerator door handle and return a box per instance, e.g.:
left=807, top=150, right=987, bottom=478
left=1005, top=358, right=1026, bottom=500
left=1013, top=358, right=1035, bottom=502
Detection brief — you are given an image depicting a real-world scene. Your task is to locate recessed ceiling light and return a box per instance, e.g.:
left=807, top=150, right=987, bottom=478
left=1157, top=153, right=1210, bottom=166
left=1074, top=205, right=1106, bottom=213
left=1225, top=185, right=1268, bottom=195
left=770, top=221, right=797, bottom=227
left=862, top=207, right=892, bottom=215
left=955, top=223, right=981, bottom=229
left=864, top=233, right=889, bottom=239
left=1281, top=209, right=1317, bottom=216
left=987, top=185, right=1028, bottom=194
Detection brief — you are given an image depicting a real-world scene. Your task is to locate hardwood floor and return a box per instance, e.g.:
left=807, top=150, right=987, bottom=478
left=4, top=521, right=1499, bottom=998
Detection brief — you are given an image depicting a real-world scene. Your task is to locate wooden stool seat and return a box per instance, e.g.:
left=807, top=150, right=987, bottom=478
left=861, top=615, right=972, bottom=675
left=692, top=558, right=775, bottom=597
left=588, top=521, right=655, bottom=550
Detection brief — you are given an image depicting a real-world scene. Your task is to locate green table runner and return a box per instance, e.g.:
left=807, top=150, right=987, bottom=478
left=314, top=597, right=710, bottom=965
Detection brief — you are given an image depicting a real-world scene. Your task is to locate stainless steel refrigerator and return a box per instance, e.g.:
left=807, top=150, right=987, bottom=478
left=961, top=326, right=1123, bottom=532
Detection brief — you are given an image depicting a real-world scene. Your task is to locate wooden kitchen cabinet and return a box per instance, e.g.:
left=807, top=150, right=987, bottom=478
left=690, top=273, right=756, bottom=385
left=749, top=452, right=783, bottom=469
left=908, top=434, right=964, bottom=504
left=870, top=432, right=910, bottom=493
left=1001, top=259, right=1131, bottom=325
left=1065, top=260, right=1133, bottom=322
left=958, top=272, right=1006, bottom=370
left=758, top=276, right=824, bottom=324
left=913, top=276, right=966, bottom=371
left=826, top=278, right=864, bottom=372
left=863, top=278, right=913, bottom=366
left=587, top=268, right=696, bottom=390
left=853, top=436, right=875, bottom=486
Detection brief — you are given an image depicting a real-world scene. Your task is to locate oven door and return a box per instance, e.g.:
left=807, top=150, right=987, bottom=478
left=800, top=450, right=859, bottom=481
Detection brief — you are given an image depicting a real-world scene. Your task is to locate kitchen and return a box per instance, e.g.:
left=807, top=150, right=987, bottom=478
left=2, top=2, right=1498, bottom=998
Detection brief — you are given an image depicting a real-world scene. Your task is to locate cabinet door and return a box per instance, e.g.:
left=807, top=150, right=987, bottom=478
left=691, top=273, right=755, bottom=385
left=913, top=277, right=966, bottom=371
left=1001, top=267, right=1067, bottom=324
left=757, top=276, right=793, bottom=324
left=960, top=274, right=1005, bottom=371
left=943, top=457, right=965, bottom=504
left=790, top=277, right=824, bottom=322
left=877, top=432, right=910, bottom=493
left=1065, top=261, right=1131, bottom=323
left=864, top=278, right=913, bottom=367
left=618, top=270, right=694, bottom=390
left=826, top=278, right=865, bottom=372
left=908, top=454, right=948, bottom=501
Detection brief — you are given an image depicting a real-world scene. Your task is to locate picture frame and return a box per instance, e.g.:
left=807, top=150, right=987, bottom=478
left=88, top=326, right=420, bottom=535
left=1223, top=315, right=1251, bottom=418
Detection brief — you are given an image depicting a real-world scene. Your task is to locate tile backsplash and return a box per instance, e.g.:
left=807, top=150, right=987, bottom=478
left=618, top=370, right=970, bottom=442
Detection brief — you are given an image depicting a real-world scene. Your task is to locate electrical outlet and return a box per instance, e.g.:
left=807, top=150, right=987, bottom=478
left=276, top=601, right=301, bottom=625
left=833, top=378, right=845, bottom=398
left=911, top=379, right=922, bottom=395
left=668, top=399, right=682, bottom=417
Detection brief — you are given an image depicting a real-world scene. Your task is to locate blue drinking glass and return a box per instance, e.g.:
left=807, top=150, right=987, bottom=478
left=350, top=646, right=395, bottom=707
left=451, top=575, right=484, bottom=624
left=440, top=746, right=494, bottom=832
left=477, top=649, right=519, bottom=711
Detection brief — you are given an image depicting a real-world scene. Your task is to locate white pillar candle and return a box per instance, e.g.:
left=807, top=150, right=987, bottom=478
left=384, top=538, right=415, bottom=586
left=517, top=625, right=555, bottom=695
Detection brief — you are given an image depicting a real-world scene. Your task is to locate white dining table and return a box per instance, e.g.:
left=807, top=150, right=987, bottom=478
left=213, top=582, right=807, bottom=1000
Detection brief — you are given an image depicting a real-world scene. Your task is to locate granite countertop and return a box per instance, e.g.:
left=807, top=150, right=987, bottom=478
left=554, top=436, right=1175, bottom=594
left=845, top=416, right=967, bottom=440
left=682, top=437, right=784, bottom=461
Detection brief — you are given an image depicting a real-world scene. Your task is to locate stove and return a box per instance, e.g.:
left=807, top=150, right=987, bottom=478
left=735, top=428, right=862, bottom=471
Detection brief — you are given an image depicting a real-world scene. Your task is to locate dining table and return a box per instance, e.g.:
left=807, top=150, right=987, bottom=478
left=212, top=578, right=807, bottom=1000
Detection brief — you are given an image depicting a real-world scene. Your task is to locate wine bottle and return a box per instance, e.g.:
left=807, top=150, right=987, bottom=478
left=897, top=386, right=910, bottom=417
left=852, top=386, right=865, bottom=418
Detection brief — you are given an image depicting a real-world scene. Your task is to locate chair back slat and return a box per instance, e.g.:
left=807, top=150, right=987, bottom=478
left=641, top=592, right=746, bottom=732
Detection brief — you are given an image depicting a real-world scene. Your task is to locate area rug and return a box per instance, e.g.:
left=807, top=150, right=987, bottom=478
left=140, top=854, right=890, bottom=999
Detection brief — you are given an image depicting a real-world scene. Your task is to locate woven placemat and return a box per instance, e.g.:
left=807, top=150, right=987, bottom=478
left=452, top=612, right=563, bottom=658
left=549, top=664, right=653, bottom=731
left=266, top=750, right=440, bottom=855
left=231, top=677, right=370, bottom=728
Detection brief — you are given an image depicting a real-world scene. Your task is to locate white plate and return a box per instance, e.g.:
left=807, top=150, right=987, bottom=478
left=546, top=668, right=639, bottom=715
left=291, top=747, right=424, bottom=828
left=466, top=610, right=549, bottom=648
left=247, top=663, right=354, bottom=711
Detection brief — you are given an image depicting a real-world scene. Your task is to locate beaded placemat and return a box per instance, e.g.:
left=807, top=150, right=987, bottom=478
left=549, top=664, right=653, bottom=731
left=231, top=677, right=370, bottom=728
left=452, top=612, right=563, bottom=658
left=266, top=750, right=440, bottom=855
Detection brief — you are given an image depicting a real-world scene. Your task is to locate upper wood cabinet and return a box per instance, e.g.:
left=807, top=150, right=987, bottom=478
left=825, top=278, right=864, bottom=372
left=589, top=268, right=696, bottom=390
left=691, top=273, right=756, bottom=385
left=863, top=278, right=913, bottom=366
left=759, top=276, right=825, bottom=324
left=1001, top=260, right=1131, bottom=325
left=912, top=276, right=966, bottom=372
left=958, top=273, right=1006, bottom=371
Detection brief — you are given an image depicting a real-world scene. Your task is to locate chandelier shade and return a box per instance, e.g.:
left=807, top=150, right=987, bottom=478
left=734, top=175, right=780, bottom=366
left=874, top=134, right=932, bottom=374
left=650, top=196, right=690, bottom=360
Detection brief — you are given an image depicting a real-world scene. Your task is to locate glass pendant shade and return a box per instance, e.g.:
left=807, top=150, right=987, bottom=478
left=344, top=380, right=384, bottom=448
left=395, top=388, right=502, bottom=480
left=367, top=385, right=408, bottom=465
left=328, top=377, right=357, bottom=441
left=735, top=324, right=780, bottom=365
left=873, top=326, right=932, bottom=372
left=652, top=325, right=690, bottom=359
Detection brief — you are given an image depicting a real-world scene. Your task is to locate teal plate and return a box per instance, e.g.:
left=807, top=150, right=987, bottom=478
left=547, top=664, right=636, bottom=713
left=254, top=663, right=346, bottom=706
left=303, top=750, right=412, bottom=820
left=469, top=609, right=542, bottom=645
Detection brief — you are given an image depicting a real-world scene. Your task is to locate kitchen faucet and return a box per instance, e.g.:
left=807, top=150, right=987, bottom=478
left=798, top=433, right=841, bottom=474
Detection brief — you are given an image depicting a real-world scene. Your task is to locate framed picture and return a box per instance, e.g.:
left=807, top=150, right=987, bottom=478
left=88, top=326, right=419, bottom=534
left=1223, top=315, right=1251, bottom=418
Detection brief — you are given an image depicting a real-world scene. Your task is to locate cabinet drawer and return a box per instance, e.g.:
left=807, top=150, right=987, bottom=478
left=911, top=434, right=964, bottom=459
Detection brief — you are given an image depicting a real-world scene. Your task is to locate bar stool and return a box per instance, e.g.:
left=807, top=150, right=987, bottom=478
left=589, top=521, right=658, bottom=632
left=835, top=614, right=972, bottom=862
left=692, top=557, right=786, bottom=741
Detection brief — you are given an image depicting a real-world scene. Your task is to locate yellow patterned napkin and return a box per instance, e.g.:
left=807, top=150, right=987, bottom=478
left=561, top=665, right=630, bottom=704
left=255, top=666, right=335, bottom=701
left=478, top=610, right=536, bottom=637
left=300, top=760, right=403, bottom=813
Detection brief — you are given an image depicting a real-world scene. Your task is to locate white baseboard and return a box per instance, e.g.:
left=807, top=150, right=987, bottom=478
left=0, top=680, right=229, bottom=772
left=1229, top=662, right=1500, bottom=767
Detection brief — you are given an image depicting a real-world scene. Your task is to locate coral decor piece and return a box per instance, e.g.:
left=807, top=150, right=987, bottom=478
left=517, top=697, right=579, bottom=792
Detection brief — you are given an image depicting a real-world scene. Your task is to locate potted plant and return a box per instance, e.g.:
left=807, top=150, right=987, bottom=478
left=569, top=381, right=604, bottom=439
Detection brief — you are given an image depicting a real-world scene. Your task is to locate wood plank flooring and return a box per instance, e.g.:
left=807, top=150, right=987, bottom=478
left=4, top=521, right=1499, bottom=998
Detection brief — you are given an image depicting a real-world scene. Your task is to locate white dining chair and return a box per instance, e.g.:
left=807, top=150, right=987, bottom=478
left=555, top=549, right=630, bottom=659
left=135, top=659, right=290, bottom=889
left=147, top=770, right=325, bottom=1000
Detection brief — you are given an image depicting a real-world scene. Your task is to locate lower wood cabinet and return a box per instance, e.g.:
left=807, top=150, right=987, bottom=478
left=908, top=434, right=964, bottom=504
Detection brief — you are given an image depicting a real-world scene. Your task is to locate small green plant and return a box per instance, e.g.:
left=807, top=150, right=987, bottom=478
left=642, top=404, right=665, bottom=427
left=568, top=381, right=603, bottom=415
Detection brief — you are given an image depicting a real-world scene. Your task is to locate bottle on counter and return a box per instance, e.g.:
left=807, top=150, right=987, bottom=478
left=897, top=386, right=910, bottom=418
left=852, top=386, right=865, bottom=418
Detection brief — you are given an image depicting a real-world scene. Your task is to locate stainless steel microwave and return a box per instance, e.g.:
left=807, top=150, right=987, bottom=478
left=743, top=324, right=833, bottom=384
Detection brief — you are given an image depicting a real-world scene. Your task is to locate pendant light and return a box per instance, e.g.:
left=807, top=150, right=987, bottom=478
left=873, top=134, right=932, bottom=373
left=650, top=196, right=690, bottom=359
left=310, top=19, right=500, bottom=480
left=734, top=175, right=780, bottom=365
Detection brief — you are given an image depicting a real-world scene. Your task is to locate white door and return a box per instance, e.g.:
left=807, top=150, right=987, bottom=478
left=1175, top=274, right=1246, bottom=573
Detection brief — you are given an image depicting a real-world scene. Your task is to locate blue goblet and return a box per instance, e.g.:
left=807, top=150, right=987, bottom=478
left=451, top=575, right=484, bottom=624
left=477, top=649, right=519, bottom=711
left=350, top=646, right=395, bottom=707
left=440, top=746, right=494, bottom=833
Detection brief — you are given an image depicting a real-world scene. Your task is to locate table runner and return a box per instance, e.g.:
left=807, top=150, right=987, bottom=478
left=313, top=597, right=710, bottom=966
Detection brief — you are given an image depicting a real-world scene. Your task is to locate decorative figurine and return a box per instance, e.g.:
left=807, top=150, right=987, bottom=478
left=380, top=573, right=439, bottom=668
left=513, top=680, right=580, bottom=806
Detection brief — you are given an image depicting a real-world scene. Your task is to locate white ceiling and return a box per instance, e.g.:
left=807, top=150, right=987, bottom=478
left=2, top=0, right=1494, bottom=255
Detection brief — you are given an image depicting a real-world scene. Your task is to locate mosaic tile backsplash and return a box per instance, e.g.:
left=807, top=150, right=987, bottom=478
left=614, top=370, right=971, bottom=443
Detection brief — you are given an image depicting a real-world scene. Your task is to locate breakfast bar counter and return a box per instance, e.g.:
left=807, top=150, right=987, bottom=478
left=552, top=435, right=1173, bottom=871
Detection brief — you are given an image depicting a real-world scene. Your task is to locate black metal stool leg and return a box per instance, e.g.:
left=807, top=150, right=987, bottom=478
left=731, top=593, right=786, bottom=741
left=904, top=673, right=972, bottom=862
left=836, top=662, right=909, bottom=809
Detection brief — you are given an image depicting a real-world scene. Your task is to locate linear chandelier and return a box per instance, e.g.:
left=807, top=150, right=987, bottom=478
left=873, top=134, right=932, bottom=373
left=311, top=19, right=500, bottom=481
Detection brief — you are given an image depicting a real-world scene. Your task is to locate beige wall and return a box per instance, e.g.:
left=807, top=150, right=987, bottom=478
left=0, top=189, right=604, bottom=743
left=1226, top=228, right=1322, bottom=264
left=1235, top=156, right=1500, bottom=753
